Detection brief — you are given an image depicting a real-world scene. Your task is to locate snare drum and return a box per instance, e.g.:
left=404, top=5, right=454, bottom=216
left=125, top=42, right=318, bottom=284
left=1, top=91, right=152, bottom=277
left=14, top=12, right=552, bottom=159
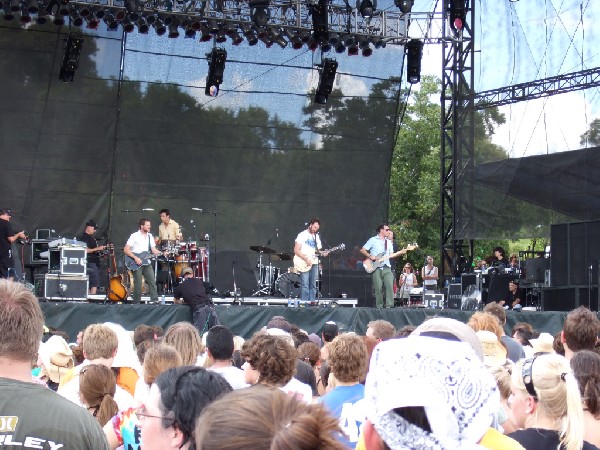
left=259, top=266, right=279, bottom=289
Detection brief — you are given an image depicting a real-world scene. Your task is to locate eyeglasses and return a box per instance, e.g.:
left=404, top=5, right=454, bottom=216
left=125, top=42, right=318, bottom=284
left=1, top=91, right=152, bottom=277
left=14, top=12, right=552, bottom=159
left=521, top=357, right=538, bottom=401
left=135, top=405, right=173, bottom=422
left=404, top=265, right=411, bottom=268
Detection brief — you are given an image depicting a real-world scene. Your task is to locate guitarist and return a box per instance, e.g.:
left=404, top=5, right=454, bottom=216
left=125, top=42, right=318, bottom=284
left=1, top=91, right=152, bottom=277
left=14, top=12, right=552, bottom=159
left=360, top=224, right=395, bottom=308
left=294, top=218, right=327, bottom=303
left=0, top=207, right=27, bottom=280
left=123, top=218, right=162, bottom=304
left=79, top=219, right=106, bottom=295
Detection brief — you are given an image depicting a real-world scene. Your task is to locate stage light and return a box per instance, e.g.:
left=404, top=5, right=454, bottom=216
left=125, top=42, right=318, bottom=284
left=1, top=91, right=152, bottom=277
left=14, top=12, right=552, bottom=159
left=215, top=29, right=227, bottom=43
left=124, top=0, right=140, bottom=20
left=357, top=0, right=375, bottom=18
left=122, top=18, right=135, bottom=32
left=190, top=17, right=201, bottom=31
left=359, top=39, right=372, bottom=57
left=307, top=37, right=319, bottom=51
left=271, top=28, right=287, bottom=48
left=168, top=20, right=180, bottom=38
left=347, top=43, right=359, bottom=56
left=373, top=36, right=385, bottom=49
left=153, top=18, right=166, bottom=35
left=242, top=23, right=258, bottom=46
left=103, top=13, right=117, bottom=30
left=405, top=38, right=423, bottom=84
left=334, top=42, right=345, bottom=53
left=320, top=42, right=331, bottom=52
left=447, top=0, right=465, bottom=32
left=185, top=27, right=196, bottom=38
left=344, top=35, right=355, bottom=47
left=9, top=0, right=19, bottom=12
left=394, top=0, right=413, bottom=14
left=20, top=6, right=31, bottom=22
left=310, top=0, right=328, bottom=43
left=26, top=0, right=38, bottom=13
left=230, top=32, right=243, bottom=46
left=145, top=13, right=156, bottom=25
left=199, top=23, right=211, bottom=42
left=70, top=10, right=83, bottom=26
left=52, top=14, right=64, bottom=25
left=314, top=58, right=337, bottom=105
left=2, top=1, right=16, bottom=20
left=290, top=34, right=303, bottom=50
left=59, top=31, right=83, bottom=83
left=205, top=47, right=227, bottom=97
left=328, top=33, right=340, bottom=45
left=136, top=17, right=149, bottom=33
left=249, top=0, right=269, bottom=27
left=58, top=0, right=69, bottom=16
left=36, top=8, right=47, bottom=23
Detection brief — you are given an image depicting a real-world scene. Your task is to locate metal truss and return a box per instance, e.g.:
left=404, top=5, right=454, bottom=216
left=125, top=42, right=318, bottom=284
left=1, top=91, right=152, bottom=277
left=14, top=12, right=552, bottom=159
left=440, top=0, right=474, bottom=280
left=22, top=0, right=448, bottom=47
left=472, top=66, right=600, bottom=110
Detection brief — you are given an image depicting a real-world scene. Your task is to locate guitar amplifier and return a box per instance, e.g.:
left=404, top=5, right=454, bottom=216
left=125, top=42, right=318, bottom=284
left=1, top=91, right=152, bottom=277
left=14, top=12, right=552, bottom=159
left=423, top=293, right=445, bottom=309
left=59, top=246, right=87, bottom=275
left=44, top=274, right=88, bottom=300
left=447, top=284, right=462, bottom=309
left=30, top=240, right=50, bottom=265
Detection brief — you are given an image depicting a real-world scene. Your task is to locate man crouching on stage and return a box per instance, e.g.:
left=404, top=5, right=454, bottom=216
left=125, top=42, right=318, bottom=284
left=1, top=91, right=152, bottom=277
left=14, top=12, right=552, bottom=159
left=173, top=266, right=219, bottom=335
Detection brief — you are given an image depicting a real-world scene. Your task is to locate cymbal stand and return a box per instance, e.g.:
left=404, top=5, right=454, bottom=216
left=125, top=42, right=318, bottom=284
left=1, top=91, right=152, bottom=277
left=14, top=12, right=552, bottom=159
left=251, top=251, right=272, bottom=296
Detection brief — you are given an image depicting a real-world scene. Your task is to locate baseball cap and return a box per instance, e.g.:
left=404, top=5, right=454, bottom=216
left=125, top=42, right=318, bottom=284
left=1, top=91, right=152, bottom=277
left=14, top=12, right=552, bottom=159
left=0, top=208, right=12, bottom=217
left=181, top=267, right=194, bottom=277
left=321, top=321, right=339, bottom=336
left=85, top=219, right=98, bottom=229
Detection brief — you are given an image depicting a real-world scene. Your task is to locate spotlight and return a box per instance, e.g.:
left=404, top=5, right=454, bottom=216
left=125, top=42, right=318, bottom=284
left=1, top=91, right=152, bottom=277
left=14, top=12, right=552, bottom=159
left=290, top=34, right=303, bottom=50
left=357, top=0, right=375, bottom=17
left=86, top=15, right=99, bottom=29
left=58, top=0, right=69, bottom=16
left=394, top=0, right=413, bottom=14
left=20, top=5, right=32, bottom=22
left=215, top=29, right=227, bottom=43
left=271, top=28, right=287, bottom=48
left=52, top=14, right=64, bottom=25
left=314, top=58, right=337, bottom=105
left=359, top=39, right=372, bottom=57
left=103, top=13, right=117, bottom=30
left=249, top=0, right=269, bottom=27
left=136, top=17, right=148, bottom=33
left=70, top=10, right=83, bottom=26
left=2, top=1, right=16, bottom=20
left=447, top=0, right=466, bottom=32
left=307, top=37, right=319, bottom=51
left=9, top=0, right=19, bottom=12
left=114, top=9, right=126, bottom=21
left=242, top=23, right=258, bottom=46
left=59, top=31, right=83, bottom=83
left=37, top=8, right=47, bottom=23
left=347, top=44, right=359, bottom=56
left=26, top=0, right=38, bottom=13
left=373, top=37, right=385, bottom=49
left=205, top=47, right=226, bottom=97
left=310, top=0, right=328, bottom=43
left=320, top=42, right=331, bottom=52
left=344, top=35, right=355, bottom=47
left=199, top=23, right=211, bottom=42
left=168, top=20, right=180, bottom=38
left=334, top=42, right=345, bottom=53
left=122, top=18, right=135, bottom=32
left=328, top=33, right=340, bottom=46
left=299, top=30, right=311, bottom=43
left=145, top=13, right=156, bottom=25
left=230, top=32, right=243, bottom=46
left=153, top=18, right=166, bottom=35
left=405, top=39, right=423, bottom=84
left=190, top=17, right=201, bottom=31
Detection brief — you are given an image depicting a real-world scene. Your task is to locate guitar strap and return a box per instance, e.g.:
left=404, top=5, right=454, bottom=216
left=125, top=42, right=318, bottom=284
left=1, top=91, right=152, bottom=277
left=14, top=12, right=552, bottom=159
left=148, top=235, right=151, bottom=252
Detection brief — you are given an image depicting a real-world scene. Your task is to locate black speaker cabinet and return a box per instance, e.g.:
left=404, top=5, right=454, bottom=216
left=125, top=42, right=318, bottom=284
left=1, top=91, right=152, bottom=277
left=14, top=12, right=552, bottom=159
left=551, top=220, right=600, bottom=287
left=447, top=284, right=462, bottom=309
left=487, top=273, right=515, bottom=304
left=461, top=274, right=477, bottom=294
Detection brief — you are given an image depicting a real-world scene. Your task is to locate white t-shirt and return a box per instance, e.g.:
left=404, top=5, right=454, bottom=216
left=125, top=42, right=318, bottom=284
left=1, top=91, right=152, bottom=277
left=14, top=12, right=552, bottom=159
left=295, top=229, right=322, bottom=257
left=208, top=366, right=249, bottom=390
left=126, top=230, right=156, bottom=254
left=280, top=377, right=312, bottom=403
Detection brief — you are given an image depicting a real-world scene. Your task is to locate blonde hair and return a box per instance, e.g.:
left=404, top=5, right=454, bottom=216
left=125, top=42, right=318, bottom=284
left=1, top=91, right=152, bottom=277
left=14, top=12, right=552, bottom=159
left=82, top=324, right=118, bottom=360
left=511, top=354, right=585, bottom=450
left=163, top=322, right=203, bottom=366
left=467, top=311, right=503, bottom=341
left=143, top=344, right=183, bottom=385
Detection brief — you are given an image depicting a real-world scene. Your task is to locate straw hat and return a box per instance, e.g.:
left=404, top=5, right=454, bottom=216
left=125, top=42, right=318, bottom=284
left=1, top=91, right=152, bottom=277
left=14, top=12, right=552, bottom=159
left=38, top=335, right=74, bottom=383
left=476, top=330, right=507, bottom=367
left=530, top=332, right=555, bottom=355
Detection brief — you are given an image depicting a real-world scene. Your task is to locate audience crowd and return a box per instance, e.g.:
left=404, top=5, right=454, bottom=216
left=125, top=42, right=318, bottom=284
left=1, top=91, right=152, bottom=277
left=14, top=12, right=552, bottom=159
left=1, top=277, right=600, bottom=450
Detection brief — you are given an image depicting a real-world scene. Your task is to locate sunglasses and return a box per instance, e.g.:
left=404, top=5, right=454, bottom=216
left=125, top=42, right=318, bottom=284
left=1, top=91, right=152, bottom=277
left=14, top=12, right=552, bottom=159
left=521, top=357, right=538, bottom=401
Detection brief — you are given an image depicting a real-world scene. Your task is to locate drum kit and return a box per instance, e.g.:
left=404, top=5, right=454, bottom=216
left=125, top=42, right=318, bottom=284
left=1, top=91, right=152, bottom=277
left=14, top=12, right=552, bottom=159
left=250, top=245, right=300, bottom=297
left=157, top=238, right=209, bottom=291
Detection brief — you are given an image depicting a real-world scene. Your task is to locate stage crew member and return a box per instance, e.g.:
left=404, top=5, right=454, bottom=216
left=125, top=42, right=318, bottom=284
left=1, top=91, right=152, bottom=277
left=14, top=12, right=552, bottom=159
left=361, top=224, right=395, bottom=308
left=294, top=218, right=327, bottom=303
left=79, top=219, right=106, bottom=295
left=422, top=255, right=438, bottom=292
left=0, top=207, right=26, bottom=279
left=173, top=266, right=219, bottom=335
left=124, top=218, right=162, bottom=304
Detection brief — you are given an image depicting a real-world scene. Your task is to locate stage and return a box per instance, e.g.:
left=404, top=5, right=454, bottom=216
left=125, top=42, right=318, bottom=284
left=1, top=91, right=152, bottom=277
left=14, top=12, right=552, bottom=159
left=39, top=300, right=586, bottom=343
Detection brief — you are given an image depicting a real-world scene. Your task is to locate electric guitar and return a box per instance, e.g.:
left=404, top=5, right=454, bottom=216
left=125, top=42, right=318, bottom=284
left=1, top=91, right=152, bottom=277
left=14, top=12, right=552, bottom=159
left=293, top=244, right=345, bottom=273
left=363, top=244, right=419, bottom=274
left=124, top=251, right=158, bottom=271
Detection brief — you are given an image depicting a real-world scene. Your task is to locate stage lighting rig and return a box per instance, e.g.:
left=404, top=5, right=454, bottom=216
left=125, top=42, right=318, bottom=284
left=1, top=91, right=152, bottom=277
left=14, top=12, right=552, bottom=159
left=249, top=0, right=270, bottom=27
left=357, top=0, right=375, bottom=18
left=446, top=0, right=466, bottom=32
left=405, top=38, right=423, bottom=84
left=58, top=31, right=83, bottom=83
left=205, top=47, right=227, bottom=97
left=394, top=0, right=413, bottom=14
left=314, top=58, right=338, bottom=105
left=309, top=0, right=328, bottom=43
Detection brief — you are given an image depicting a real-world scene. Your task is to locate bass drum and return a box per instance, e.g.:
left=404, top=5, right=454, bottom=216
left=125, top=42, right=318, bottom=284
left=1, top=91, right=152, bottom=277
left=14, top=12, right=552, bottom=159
left=276, top=272, right=301, bottom=298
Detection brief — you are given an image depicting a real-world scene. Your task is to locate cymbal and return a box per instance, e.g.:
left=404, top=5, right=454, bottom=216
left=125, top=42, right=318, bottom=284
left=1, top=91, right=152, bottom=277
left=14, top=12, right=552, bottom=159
left=250, top=245, right=276, bottom=254
left=275, top=253, right=292, bottom=261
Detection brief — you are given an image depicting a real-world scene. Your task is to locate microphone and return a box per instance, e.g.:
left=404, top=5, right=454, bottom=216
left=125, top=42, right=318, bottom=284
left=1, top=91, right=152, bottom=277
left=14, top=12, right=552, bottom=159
left=192, top=207, right=203, bottom=212
left=276, top=228, right=278, bottom=238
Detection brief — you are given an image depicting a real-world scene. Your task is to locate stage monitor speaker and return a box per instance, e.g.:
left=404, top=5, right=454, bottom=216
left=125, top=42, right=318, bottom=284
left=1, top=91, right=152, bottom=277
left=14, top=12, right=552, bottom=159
left=578, top=287, right=599, bottom=312
left=525, top=258, right=550, bottom=284
left=551, top=223, right=569, bottom=286
left=542, top=287, right=577, bottom=312
left=461, top=274, right=476, bottom=294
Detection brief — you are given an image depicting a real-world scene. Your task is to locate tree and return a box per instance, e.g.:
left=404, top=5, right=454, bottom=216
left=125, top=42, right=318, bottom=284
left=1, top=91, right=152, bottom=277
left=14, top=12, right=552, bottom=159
left=580, top=118, right=600, bottom=147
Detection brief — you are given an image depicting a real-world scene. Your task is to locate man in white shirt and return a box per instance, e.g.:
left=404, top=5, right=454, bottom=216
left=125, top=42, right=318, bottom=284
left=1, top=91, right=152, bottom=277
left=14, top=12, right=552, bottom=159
left=206, top=325, right=248, bottom=390
left=294, top=218, right=326, bottom=302
left=123, top=218, right=163, bottom=303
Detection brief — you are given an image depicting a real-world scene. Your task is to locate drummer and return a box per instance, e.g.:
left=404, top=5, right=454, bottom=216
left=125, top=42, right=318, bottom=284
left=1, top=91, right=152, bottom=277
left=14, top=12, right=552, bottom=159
left=156, top=209, right=182, bottom=250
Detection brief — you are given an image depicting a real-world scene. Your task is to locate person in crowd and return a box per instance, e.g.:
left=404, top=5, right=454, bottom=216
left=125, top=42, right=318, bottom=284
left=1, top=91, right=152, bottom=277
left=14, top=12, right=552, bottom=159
left=163, top=321, right=204, bottom=366
left=319, top=334, right=368, bottom=449
left=561, top=306, right=600, bottom=360
left=468, top=311, right=505, bottom=343
left=205, top=325, right=248, bottom=390
left=484, top=302, right=526, bottom=362
left=530, top=332, right=556, bottom=356
left=0, top=279, right=109, bottom=449
left=395, top=325, right=416, bottom=338
left=138, top=366, right=232, bottom=450
left=365, top=319, right=396, bottom=342
left=105, top=344, right=183, bottom=450
left=361, top=335, right=501, bottom=450
left=134, top=324, right=157, bottom=347
left=37, top=334, right=75, bottom=390
left=360, top=224, right=396, bottom=308
left=241, top=332, right=312, bottom=402
left=195, top=385, right=346, bottom=450
left=320, top=320, right=339, bottom=361
left=79, top=364, right=119, bottom=427
left=0, top=207, right=27, bottom=279
left=79, top=219, right=107, bottom=295
left=489, top=362, right=518, bottom=434
left=136, top=339, right=156, bottom=366
left=297, top=341, right=323, bottom=395
left=508, top=353, right=595, bottom=450
left=570, top=350, right=600, bottom=449
left=509, top=254, right=520, bottom=272
left=58, top=323, right=134, bottom=411
left=104, top=321, right=142, bottom=397
left=396, top=262, right=418, bottom=306
left=476, top=330, right=509, bottom=367
left=554, top=331, right=566, bottom=356
left=421, top=254, right=439, bottom=292
left=173, top=266, right=219, bottom=335
left=512, top=322, right=535, bottom=357
left=231, top=335, right=245, bottom=369
left=361, top=335, right=379, bottom=383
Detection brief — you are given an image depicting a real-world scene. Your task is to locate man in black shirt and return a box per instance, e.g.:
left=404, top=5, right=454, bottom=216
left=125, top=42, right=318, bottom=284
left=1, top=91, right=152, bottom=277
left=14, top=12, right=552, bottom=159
left=499, top=279, right=523, bottom=310
left=0, top=208, right=26, bottom=279
left=173, top=267, right=219, bottom=335
left=79, top=219, right=106, bottom=295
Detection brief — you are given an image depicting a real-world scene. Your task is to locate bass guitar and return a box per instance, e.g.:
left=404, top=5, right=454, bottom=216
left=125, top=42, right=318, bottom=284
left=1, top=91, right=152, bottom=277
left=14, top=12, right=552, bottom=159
left=293, top=244, right=345, bottom=273
left=124, top=251, right=157, bottom=272
left=107, top=243, right=128, bottom=302
left=363, top=243, right=419, bottom=274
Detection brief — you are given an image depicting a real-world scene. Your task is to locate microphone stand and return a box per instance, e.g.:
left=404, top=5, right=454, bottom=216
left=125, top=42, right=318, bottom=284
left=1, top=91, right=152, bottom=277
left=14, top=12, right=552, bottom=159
left=211, top=212, right=219, bottom=283
left=232, top=260, right=241, bottom=303
left=588, top=261, right=592, bottom=310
